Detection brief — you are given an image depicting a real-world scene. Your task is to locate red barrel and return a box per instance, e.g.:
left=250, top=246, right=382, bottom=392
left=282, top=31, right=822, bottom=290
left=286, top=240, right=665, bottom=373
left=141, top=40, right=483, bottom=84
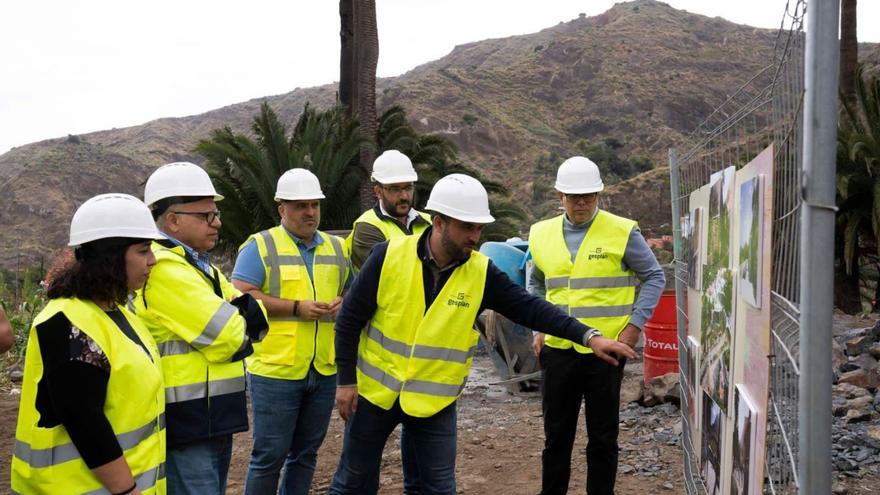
left=643, top=289, right=679, bottom=384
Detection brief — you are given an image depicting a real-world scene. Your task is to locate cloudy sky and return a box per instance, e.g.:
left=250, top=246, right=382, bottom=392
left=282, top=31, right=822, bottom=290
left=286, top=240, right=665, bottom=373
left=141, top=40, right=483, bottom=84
left=1, top=0, right=876, bottom=154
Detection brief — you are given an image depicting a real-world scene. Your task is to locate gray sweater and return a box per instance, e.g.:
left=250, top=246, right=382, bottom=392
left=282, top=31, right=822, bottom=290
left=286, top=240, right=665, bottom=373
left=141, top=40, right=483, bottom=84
left=527, top=210, right=666, bottom=330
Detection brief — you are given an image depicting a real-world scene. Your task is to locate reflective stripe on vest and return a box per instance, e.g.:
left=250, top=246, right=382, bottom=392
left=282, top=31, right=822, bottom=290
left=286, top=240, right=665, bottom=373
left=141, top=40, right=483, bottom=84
left=529, top=211, right=637, bottom=354
left=13, top=299, right=165, bottom=495
left=244, top=226, right=349, bottom=380
left=357, top=234, right=487, bottom=417
left=14, top=414, right=165, bottom=468
left=11, top=463, right=166, bottom=495
left=165, top=375, right=247, bottom=404
left=366, top=324, right=477, bottom=364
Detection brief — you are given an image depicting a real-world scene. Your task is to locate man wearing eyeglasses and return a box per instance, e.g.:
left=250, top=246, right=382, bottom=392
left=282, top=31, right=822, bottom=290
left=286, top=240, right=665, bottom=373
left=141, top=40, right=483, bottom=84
left=528, top=156, right=664, bottom=495
left=347, top=149, right=431, bottom=272
left=134, top=161, right=269, bottom=495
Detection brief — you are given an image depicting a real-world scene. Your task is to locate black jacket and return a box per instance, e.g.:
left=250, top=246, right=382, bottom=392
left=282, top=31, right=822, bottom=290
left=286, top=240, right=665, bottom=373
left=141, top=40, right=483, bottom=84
left=334, top=228, right=591, bottom=386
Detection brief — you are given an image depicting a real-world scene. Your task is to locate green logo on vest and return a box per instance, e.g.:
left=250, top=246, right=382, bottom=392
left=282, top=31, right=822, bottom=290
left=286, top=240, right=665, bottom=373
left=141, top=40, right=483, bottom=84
left=587, top=247, right=609, bottom=261
left=448, top=292, right=471, bottom=308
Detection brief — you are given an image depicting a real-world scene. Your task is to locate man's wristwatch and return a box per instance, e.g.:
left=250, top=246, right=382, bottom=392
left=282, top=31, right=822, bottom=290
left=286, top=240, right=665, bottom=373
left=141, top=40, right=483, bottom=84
left=584, top=329, right=602, bottom=348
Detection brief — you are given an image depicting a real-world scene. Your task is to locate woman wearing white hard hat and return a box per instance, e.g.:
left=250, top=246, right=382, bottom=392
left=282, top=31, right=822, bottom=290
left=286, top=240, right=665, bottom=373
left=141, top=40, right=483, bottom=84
left=12, top=194, right=167, bottom=495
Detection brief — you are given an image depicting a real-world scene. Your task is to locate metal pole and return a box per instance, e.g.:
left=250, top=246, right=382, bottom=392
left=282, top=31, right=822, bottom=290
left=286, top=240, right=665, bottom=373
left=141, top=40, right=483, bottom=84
left=668, top=148, right=690, bottom=488
left=669, top=148, right=686, bottom=357
left=799, top=0, right=839, bottom=493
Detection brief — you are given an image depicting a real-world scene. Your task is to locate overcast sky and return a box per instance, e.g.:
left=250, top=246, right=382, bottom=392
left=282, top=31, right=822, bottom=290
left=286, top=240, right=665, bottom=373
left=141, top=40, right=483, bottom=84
left=1, top=0, right=877, bottom=155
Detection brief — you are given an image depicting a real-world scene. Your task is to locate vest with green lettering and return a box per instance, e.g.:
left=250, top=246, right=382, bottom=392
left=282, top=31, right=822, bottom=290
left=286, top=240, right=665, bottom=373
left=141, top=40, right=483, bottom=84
left=529, top=211, right=637, bottom=354
left=345, top=207, right=431, bottom=254
left=13, top=298, right=166, bottom=495
left=133, top=241, right=250, bottom=447
left=243, top=226, right=349, bottom=380
left=357, top=235, right=488, bottom=418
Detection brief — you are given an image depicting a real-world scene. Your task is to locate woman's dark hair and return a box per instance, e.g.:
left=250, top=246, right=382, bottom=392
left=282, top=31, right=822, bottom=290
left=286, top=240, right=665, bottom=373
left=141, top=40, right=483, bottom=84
left=47, top=237, right=143, bottom=305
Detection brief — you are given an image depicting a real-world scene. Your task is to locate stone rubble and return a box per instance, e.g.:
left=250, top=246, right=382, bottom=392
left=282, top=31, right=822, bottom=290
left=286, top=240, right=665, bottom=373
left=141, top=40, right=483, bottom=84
left=832, top=318, right=880, bottom=480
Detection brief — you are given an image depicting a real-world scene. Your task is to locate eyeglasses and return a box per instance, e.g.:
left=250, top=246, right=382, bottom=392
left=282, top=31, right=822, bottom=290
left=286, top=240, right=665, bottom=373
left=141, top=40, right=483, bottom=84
left=381, top=184, right=414, bottom=194
left=564, top=193, right=597, bottom=204
left=171, top=210, right=221, bottom=224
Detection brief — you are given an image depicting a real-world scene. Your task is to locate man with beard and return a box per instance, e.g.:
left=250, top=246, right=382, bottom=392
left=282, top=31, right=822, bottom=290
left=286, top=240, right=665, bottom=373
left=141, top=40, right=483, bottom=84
left=346, top=149, right=430, bottom=493
left=231, top=168, right=351, bottom=494
left=346, top=149, right=431, bottom=271
left=328, top=174, right=637, bottom=495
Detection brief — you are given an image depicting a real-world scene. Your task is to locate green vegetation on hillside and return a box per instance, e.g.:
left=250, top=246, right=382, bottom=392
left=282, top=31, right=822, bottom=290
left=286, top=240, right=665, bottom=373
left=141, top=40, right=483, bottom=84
left=528, top=138, right=654, bottom=219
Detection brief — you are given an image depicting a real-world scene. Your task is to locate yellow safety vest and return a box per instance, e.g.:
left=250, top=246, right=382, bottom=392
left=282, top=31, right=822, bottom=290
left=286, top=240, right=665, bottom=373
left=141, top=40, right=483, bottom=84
left=13, top=298, right=166, bottom=495
left=133, top=241, right=251, bottom=446
left=243, top=226, right=349, bottom=380
left=345, top=207, right=431, bottom=255
left=529, top=211, right=637, bottom=354
left=357, top=235, right=488, bottom=418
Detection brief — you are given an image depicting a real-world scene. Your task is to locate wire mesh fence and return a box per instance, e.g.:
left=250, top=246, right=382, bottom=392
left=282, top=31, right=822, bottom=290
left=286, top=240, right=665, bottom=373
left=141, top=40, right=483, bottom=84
left=669, top=1, right=807, bottom=493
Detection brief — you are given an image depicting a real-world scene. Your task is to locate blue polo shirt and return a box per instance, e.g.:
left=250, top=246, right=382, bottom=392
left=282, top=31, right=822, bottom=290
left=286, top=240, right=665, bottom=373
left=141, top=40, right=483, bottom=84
left=232, top=225, right=351, bottom=289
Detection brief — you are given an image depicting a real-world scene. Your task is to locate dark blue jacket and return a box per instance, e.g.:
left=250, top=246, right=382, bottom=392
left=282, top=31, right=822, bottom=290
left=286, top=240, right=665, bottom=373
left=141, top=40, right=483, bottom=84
left=334, top=228, right=591, bottom=386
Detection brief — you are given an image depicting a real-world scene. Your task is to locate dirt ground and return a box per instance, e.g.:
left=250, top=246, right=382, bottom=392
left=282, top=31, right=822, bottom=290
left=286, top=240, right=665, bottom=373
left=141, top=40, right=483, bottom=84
left=0, top=356, right=684, bottom=494
left=4, top=355, right=879, bottom=493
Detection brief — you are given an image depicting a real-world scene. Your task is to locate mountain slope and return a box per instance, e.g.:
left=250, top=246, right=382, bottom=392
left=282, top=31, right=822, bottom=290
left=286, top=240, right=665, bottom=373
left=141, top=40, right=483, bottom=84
left=1, top=0, right=875, bottom=268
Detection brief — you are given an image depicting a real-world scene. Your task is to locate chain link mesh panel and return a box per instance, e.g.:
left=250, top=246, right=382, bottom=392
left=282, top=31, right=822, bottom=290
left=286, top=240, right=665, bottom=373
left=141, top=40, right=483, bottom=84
left=670, top=2, right=806, bottom=493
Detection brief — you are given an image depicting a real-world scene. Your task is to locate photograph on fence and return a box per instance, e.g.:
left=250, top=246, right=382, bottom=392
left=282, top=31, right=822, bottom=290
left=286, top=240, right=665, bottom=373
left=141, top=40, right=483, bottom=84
left=729, top=145, right=775, bottom=494
left=701, top=391, right=723, bottom=495
left=684, top=336, right=703, bottom=462
left=688, top=207, right=703, bottom=289
left=731, top=384, right=758, bottom=495
left=701, top=166, right=736, bottom=413
left=738, top=175, right=763, bottom=309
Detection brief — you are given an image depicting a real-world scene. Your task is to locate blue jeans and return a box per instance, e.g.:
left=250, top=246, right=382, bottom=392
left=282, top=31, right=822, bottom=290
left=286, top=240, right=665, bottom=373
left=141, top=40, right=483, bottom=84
left=244, top=369, right=336, bottom=495
left=401, top=427, right=421, bottom=494
left=166, top=435, right=233, bottom=495
left=329, top=396, right=457, bottom=495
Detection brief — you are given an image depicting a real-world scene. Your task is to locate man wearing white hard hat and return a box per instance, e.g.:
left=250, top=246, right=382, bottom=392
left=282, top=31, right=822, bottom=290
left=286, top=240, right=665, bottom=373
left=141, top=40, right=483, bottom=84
left=529, top=156, right=665, bottom=495
left=328, top=174, right=637, bottom=494
left=231, top=168, right=352, bottom=495
left=134, top=162, right=269, bottom=495
left=346, top=149, right=431, bottom=271
left=345, top=149, right=430, bottom=493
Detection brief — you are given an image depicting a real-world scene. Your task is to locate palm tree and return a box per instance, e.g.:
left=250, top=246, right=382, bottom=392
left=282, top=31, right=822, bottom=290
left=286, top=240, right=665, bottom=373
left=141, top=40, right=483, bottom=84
left=836, top=65, right=880, bottom=312
left=196, top=102, right=366, bottom=253
left=338, top=0, right=379, bottom=210
left=840, top=0, right=858, bottom=111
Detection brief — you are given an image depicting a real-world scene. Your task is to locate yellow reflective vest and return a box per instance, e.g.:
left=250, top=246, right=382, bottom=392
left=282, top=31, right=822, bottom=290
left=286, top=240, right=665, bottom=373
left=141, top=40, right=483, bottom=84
left=529, top=211, right=637, bottom=354
left=134, top=240, right=252, bottom=446
left=345, top=207, right=431, bottom=260
left=357, top=234, right=488, bottom=418
left=242, top=226, right=350, bottom=380
left=13, top=298, right=166, bottom=495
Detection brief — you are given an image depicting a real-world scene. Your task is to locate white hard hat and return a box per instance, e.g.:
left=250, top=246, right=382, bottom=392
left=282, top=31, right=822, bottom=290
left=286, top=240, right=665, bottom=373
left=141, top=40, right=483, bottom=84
left=144, top=162, right=224, bottom=208
left=425, top=174, right=495, bottom=224
left=275, top=168, right=325, bottom=201
left=69, top=194, right=163, bottom=247
left=371, top=150, right=418, bottom=184
left=554, top=156, right=604, bottom=194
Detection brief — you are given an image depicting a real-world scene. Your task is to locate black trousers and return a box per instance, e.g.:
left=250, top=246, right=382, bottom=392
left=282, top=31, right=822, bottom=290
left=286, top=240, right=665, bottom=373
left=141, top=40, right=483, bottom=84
left=539, top=347, right=625, bottom=495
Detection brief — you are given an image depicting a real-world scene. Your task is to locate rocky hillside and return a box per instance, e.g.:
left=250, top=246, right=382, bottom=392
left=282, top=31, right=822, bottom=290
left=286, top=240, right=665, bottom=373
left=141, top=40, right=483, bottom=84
left=1, top=0, right=876, bottom=268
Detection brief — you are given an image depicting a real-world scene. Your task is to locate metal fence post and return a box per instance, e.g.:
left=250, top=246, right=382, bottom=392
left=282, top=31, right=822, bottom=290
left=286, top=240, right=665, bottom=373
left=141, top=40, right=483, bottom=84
left=669, top=148, right=686, bottom=349
left=799, top=0, right=839, bottom=493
